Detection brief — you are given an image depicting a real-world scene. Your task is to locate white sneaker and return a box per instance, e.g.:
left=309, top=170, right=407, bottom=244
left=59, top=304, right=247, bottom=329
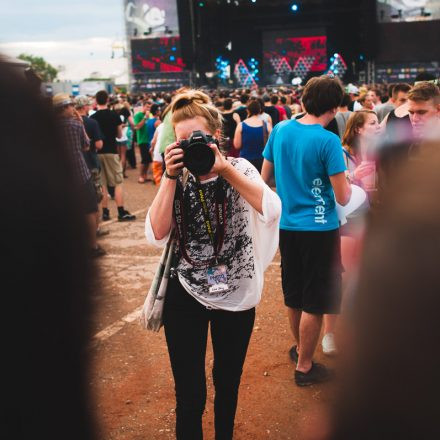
left=322, top=333, right=337, bottom=356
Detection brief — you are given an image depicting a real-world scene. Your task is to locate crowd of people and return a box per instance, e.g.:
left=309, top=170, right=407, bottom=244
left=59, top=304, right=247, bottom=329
left=5, top=50, right=440, bottom=439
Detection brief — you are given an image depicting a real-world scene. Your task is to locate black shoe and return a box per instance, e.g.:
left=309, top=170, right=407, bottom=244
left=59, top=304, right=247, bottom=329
left=118, top=210, right=136, bottom=222
left=295, top=362, right=333, bottom=387
left=289, top=345, right=299, bottom=364
left=90, top=245, right=106, bottom=258
left=102, top=211, right=110, bottom=221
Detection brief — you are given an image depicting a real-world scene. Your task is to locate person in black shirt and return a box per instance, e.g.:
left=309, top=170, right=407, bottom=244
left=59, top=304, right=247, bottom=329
left=263, top=94, right=280, bottom=126
left=234, top=94, right=250, bottom=122
left=280, top=96, right=292, bottom=120
left=221, top=98, right=241, bottom=157
left=74, top=96, right=103, bottom=170
left=91, top=90, right=136, bottom=222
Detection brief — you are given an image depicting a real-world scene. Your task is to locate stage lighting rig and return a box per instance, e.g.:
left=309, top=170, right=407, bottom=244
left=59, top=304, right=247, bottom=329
left=290, top=3, right=299, bottom=12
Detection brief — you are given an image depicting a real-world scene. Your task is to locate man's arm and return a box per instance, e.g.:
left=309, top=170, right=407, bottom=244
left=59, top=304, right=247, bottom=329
left=91, top=119, right=103, bottom=150
left=79, top=125, right=90, bottom=152
left=261, top=159, right=274, bottom=185
left=330, top=172, right=351, bottom=206
left=134, top=114, right=147, bottom=130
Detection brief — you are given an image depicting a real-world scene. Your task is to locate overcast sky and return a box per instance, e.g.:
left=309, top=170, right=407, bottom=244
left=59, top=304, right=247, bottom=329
left=0, top=0, right=128, bottom=82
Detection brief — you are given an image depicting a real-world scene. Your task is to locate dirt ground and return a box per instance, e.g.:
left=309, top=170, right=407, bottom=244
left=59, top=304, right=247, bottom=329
left=90, top=164, right=337, bottom=440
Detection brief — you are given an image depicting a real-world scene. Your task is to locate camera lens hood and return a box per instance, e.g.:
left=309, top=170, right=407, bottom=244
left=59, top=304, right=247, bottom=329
left=183, top=142, right=215, bottom=176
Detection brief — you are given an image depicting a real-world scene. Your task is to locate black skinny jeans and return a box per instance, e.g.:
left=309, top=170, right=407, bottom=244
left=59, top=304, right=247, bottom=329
left=163, top=277, right=255, bottom=440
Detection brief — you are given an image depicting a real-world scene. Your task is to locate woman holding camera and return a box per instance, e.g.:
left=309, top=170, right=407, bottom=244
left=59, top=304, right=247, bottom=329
left=145, top=90, right=281, bottom=440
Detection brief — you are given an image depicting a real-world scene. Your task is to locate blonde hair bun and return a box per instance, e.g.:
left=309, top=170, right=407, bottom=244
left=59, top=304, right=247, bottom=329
left=171, top=90, right=211, bottom=112
left=171, top=89, right=223, bottom=134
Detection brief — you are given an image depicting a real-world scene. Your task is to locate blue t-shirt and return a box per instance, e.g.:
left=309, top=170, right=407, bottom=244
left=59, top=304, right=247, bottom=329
left=263, top=119, right=346, bottom=231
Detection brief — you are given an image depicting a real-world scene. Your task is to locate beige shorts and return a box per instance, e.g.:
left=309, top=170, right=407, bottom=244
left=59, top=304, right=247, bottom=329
left=98, top=154, right=123, bottom=187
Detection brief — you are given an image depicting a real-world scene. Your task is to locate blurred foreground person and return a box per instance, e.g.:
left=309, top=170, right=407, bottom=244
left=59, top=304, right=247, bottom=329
left=329, top=144, right=440, bottom=440
left=322, top=110, right=381, bottom=356
left=0, top=58, right=96, bottom=439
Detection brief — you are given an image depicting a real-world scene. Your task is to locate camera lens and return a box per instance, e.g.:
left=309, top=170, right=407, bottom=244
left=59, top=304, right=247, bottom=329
left=183, top=142, right=215, bottom=176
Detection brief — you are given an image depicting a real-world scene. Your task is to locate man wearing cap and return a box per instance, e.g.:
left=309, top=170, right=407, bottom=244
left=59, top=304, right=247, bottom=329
left=346, top=84, right=362, bottom=111
left=74, top=95, right=109, bottom=238
left=52, top=93, right=106, bottom=258
left=74, top=95, right=103, bottom=170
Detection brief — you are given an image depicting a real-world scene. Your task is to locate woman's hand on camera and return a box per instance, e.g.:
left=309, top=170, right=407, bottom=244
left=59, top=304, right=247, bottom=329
left=209, top=143, right=230, bottom=175
left=164, top=142, right=184, bottom=177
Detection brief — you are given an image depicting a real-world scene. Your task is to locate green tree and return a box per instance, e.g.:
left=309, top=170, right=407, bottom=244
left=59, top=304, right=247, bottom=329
left=17, top=53, right=58, bottom=82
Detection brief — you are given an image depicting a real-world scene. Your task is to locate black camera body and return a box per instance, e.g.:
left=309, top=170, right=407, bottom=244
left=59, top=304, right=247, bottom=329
left=179, top=130, right=218, bottom=176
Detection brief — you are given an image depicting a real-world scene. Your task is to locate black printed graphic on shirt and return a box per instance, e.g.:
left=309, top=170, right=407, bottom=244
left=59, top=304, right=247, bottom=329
left=176, top=159, right=255, bottom=300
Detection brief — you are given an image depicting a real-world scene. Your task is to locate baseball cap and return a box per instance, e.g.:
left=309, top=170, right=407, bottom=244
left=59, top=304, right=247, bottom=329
left=52, top=93, right=73, bottom=108
left=346, top=83, right=360, bottom=95
left=74, top=95, right=92, bottom=108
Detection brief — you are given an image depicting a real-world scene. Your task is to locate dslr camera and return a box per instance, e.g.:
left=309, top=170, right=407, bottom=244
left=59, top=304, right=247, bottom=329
left=179, top=130, right=218, bottom=176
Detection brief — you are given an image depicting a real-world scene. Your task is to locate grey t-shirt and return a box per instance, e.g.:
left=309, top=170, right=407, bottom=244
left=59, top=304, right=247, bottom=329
left=376, top=103, right=395, bottom=123
left=335, top=111, right=352, bottom=140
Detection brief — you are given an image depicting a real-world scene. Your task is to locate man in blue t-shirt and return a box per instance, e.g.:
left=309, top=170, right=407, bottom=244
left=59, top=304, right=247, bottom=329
left=262, top=75, right=351, bottom=387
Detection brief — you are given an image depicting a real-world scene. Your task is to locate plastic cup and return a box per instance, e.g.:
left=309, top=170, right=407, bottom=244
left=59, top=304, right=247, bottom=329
left=360, top=161, right=376, bottom=191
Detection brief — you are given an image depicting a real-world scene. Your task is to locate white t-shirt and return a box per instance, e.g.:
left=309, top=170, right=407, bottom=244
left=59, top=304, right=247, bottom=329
left=145, top=158, right=281, bottom=311
left=259, top=113, right=271, bottom=124
left=116, top=115, right=128, bottom=142
left=152, top=123, right=164, bottom=162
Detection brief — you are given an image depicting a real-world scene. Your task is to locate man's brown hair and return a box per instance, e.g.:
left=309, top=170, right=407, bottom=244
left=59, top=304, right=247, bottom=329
left=301, top=75, right=344, bottom=117
left=95, top=90, right=109, bottom=105
left=408, top=81, right=440, bottom=104
left=392, top=83, right=411, bottom=99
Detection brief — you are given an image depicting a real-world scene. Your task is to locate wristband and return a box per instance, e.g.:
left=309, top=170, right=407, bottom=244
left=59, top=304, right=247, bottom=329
left=165, top=170, right=179, bottom=180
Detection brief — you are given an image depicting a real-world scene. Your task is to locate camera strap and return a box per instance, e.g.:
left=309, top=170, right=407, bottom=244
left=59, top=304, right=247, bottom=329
left=173, top=177, right=227, bottom=267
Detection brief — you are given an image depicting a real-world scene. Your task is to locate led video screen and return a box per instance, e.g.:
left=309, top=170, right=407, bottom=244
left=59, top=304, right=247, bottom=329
left=377, top=0, right=440, bottom=22
left=124, top=0, right=180, bottom=37
left=376, top=62, right=439, bottom=82
left=263, top=30, right=327, bottom=85
left=133, top=72, right=192, bottom=92
left=131, top=37, right=186, bottom=73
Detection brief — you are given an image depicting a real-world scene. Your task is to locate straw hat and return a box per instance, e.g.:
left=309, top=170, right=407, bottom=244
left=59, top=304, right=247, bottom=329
left=52, top=93, right=73, bottom=108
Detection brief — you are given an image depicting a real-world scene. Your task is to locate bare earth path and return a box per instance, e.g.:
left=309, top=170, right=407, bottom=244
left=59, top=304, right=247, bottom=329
left=90, top=165, right=335, bottom=440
